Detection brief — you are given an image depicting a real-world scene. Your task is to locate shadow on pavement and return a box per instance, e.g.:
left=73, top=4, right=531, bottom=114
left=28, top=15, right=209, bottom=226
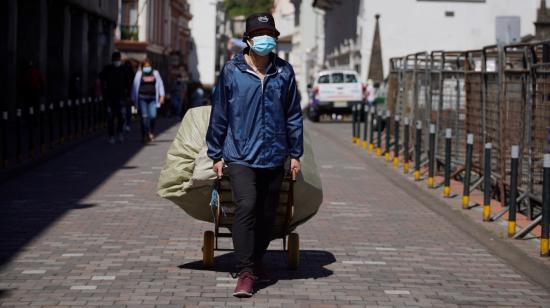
left=178, top=249, right=335, bottom=288
left=0, top=118, right=180, bottom=269
left=0, top=289, right=10, bottom=299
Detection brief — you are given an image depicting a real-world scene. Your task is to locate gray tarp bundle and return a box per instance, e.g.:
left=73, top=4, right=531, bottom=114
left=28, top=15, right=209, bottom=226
left=157, top=106, right=323, bottom=234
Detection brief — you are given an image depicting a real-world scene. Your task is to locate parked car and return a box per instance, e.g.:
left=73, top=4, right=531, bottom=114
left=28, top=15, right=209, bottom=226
left=307, top=70, right=365, bottom=122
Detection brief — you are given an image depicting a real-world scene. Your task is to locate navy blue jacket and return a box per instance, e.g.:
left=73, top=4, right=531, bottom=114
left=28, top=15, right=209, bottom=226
left=206, top=49, right=303, bottom=168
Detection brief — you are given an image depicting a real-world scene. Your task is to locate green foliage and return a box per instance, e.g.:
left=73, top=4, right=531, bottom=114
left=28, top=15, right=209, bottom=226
left=224, top=0, right=274, bottom=18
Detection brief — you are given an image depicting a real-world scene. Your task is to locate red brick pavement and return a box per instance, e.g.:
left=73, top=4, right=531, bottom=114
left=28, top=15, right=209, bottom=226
left=0, top=120, right=549, bottom=307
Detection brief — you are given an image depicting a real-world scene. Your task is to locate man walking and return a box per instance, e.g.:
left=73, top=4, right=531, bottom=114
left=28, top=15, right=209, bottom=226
left=206, top=12, right=303, bottom=298
left=99, top=51, right=132, bottom=144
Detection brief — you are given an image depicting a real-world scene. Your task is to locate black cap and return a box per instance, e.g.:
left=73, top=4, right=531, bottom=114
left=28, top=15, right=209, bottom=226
left=244, top=13, right=280, bottom=39
left=111, top=50, right=121, bottom=61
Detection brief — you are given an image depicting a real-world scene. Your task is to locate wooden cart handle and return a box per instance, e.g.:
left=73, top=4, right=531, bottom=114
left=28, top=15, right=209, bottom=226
left=291, top=169, right=297, bottom=182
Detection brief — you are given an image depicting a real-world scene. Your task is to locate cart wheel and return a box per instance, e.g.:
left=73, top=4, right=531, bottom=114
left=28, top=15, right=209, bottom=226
left=287, top=233, right=300, bottom=270
left=202, top=231, right=215, bottom=268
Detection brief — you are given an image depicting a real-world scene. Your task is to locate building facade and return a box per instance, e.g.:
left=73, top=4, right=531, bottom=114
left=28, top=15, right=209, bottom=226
left=115, top=0, right=192, bottom=89
left=535, top=0, right=550, bottom=39
left=1, top=0, right=118, bottom=112
left=289, top=0, right=325, bottom=108
left=314, top=0, right=539, bottom=82
left=187, top=0, right=222, bottom=88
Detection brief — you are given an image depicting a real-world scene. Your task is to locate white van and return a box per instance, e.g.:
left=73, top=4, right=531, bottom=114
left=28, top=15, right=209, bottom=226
left=307, top=70, right=365, bottom=122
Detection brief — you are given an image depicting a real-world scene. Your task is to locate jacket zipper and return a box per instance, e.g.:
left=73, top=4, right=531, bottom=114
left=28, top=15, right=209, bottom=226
left=245, top=68, right=278, bottom=164
left=245, top=69, right=277, bottom=93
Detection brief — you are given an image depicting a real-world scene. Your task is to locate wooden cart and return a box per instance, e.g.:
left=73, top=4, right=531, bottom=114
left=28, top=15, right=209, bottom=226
left=202, top=170, right=300, bottom=269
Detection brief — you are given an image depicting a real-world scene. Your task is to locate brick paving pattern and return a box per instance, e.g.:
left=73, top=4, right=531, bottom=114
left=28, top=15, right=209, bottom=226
left=1, top=120, right=550, bottom=307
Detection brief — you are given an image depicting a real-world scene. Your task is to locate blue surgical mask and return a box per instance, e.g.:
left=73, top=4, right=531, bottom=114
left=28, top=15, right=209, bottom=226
left=143, top=66, right=152, bottom=74
left=250, top=35, right=277, bottom=56
left=113, top=61, right=122, bottom=67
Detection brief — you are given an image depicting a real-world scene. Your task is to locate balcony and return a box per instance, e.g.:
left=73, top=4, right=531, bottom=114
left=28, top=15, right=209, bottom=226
left=120, top=25, right=139, bottom=41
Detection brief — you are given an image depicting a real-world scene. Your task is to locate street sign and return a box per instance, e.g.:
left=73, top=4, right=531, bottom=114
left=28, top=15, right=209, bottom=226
left=496, top=16, right=521, bottom=46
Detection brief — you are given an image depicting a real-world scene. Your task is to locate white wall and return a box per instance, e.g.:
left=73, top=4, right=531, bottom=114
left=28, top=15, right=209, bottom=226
left=273, top=0, right=296, bottom=37
left=290, top=2, right=323, bottom=109
left=359, top=0, right=539, bottom=81
left=138, top=0, right=148, bottom=42
left=189, top=0, right=219, bottom=86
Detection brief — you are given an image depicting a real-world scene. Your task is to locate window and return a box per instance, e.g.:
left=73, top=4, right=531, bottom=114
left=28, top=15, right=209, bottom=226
left=331, top=73, right=344, bottom=83
left=318, top=75, right=330, bottom=84
left=345, top=74, right=358, bottom=83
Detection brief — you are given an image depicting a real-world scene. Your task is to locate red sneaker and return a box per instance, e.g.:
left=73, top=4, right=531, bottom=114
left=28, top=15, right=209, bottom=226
left=233, top=271, right=256, bottom=298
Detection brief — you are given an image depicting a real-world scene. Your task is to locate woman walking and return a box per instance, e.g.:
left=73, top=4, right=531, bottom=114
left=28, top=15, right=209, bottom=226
left=132, top=59, right=165, bottom=142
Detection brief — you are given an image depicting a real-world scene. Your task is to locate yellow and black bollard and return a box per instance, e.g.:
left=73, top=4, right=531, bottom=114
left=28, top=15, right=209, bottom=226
left=541, top=154, right=550, bottom=257
left=403, top=117, right=410, bottom=174
left=385, top=111, right=391, bottom=162
left=81, top=98, right=87, bottom=136
left=376, top=110, right=383, bottom=157
left=75, top=99, right=81, bottom=138
left=91, top=97, right=96, bottom=131
left=414, top=121, right=422, bottom=181
left=96, top=97, right=101, bottom=130
left=39, top=104, right=45, bottom=154
left=85, top=97, right=91, bottom=134
left=1, top=111, right=8, bottom=168
left=16, top=109, right=23, bottom=163
left=67, top=100, right=73, bottom=141
left=443, top=128, right=452, bottom=197
left=368, top=107, right=375, bottom=153
left=351, top=103, right=359, bottom=144
left=89, top=97, right=94, bottom=133
left=28, top=107, right=35, bottom=159
left=356, top=104, right=363, bottom=148
left=59, top=101, right=65, bottom=145
left=482, top=143, right=492, bottom=222
left=462, top=134, right=474, bottom=209
left=362, top=106, right=369, bottom=150
left=427, top=124, right=436, bottom=188
left=48, top=103, right=55, bottom=148
left=508, top=145, right=519, bottom=238
left=393, top=115, right=400, bottom=168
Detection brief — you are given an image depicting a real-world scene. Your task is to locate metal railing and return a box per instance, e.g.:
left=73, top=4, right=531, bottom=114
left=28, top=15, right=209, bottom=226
left=386, top=42, right=550, bottom=215
left=0, top=97, right=108, bottom=171
left=352, top=40, right=550, bottom=256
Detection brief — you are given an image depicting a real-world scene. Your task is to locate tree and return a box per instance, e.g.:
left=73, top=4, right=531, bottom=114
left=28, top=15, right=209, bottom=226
left=224, top=0, right=274, bottom=18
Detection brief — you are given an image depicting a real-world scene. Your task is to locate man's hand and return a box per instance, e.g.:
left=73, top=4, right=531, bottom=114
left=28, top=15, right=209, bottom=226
left=290, top=158, right=301, bottom=175
left=159, top=96, right=165, bottom=105
left=213, top=160, right=224, bottom=178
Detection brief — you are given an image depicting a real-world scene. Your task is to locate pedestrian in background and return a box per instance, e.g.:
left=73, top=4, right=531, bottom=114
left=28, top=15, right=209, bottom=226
left=170, top=75, right=187, bottom=119
left=19, top=60, right=44, bottom=112
left=99, top=51, right=132, bottom=144
left=132, top=59, right=165, bottom=143
left=206, top=12, right=303, bottom=298
left=189, top=81, right=205, bottom=109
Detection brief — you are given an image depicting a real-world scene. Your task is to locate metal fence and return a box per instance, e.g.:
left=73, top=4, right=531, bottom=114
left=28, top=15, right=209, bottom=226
left=384, top=41, right=550, bottom=218
left=0, top=97, right=108, bottom=170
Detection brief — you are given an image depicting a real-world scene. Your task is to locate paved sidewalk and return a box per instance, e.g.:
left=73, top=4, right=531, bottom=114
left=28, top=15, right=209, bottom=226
left=1, top=120, right=550, bottom=307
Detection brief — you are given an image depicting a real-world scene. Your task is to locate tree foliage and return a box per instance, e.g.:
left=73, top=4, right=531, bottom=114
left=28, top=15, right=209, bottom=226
left=224, top=0, right=274, bottom=18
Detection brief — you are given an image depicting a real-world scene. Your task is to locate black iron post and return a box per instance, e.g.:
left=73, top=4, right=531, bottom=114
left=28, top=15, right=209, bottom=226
left=403, top=117, right=410, bottom=173
left=443, top=128, right=452, bottom=197
left=483, top=143, right=492, bottom=221
left=462, top=134, right=474, bottom=208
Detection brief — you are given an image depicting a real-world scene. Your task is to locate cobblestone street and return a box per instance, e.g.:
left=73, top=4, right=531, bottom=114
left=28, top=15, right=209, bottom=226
left=1, top=119, right=550, bottom=307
